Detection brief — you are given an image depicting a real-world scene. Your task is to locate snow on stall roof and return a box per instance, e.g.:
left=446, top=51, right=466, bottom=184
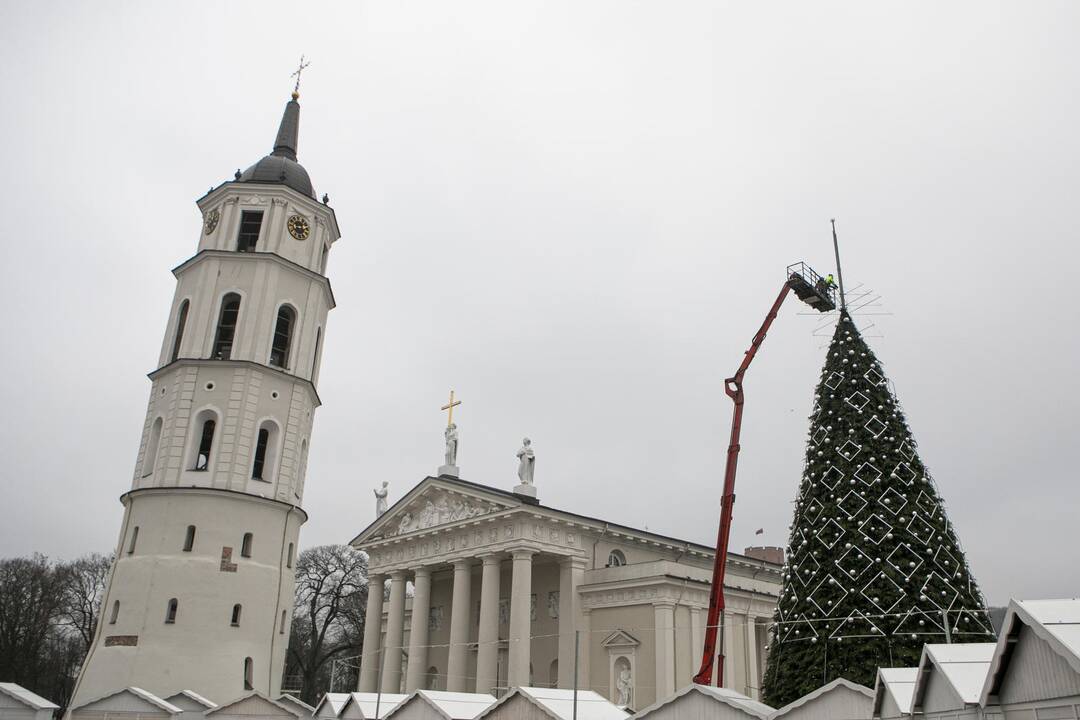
left=922, top=644, right=996, bottom=704
left=163, top=690, right=217, bottom=709
left=278, top=694, right=315, bottom=715
left=385, top=691, right=495, bottom=720
left=875, top=668, right=918, bottom=714
left=477, top=687, right=628, bottom=720
left=0, top=682, right=60, bottom=710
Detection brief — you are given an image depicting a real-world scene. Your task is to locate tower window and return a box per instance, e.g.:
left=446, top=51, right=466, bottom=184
left=109, top=600, right=119, bottom=625
left=252, top=429, right=270, bottom=480
left=241, top=533, right=253, bottom=558
left=269, top=306, right=296, bottom=369
left=194, top=418, right=216, bottom=471
left=231, top=604, right=242, bottom=626
left=212, top=293, right=242, bottom=360
left=127, top=526, right=139, bottom=554
left=280, top=609, right=287, bottom=634
left=165, top=598, right=178, bottom=624
left=171, top=300, right=189, bottom=362
left=237, top=211, right=263, bottom=252
left=142, top=417, right=163, bottom=478
left=243, top=657, right=254, bottom=690
left=607, top=549, right=626, bottom=568
left=287, top=543, right=294, bottom=569
left=320, top=245, right=329, bottom=274
left=183, top=525, right=196, bottom=552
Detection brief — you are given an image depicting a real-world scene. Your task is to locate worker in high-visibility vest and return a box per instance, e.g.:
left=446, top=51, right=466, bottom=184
left=825, top=273, right=836, bottom=287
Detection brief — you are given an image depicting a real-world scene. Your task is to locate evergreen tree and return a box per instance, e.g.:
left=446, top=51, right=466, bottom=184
left=761, top=312, right=993, bottom=706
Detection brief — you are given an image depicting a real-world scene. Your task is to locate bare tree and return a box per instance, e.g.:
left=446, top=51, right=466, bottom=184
left=0, top=555, right=72, bottom=696
left=286, top=545, right=369, bottom=705
left=59, top=553, right=113, bottom=654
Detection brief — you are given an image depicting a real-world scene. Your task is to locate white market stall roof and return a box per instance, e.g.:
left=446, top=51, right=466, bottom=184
left=0, top=683, right=59, bottom=711
left=162, top=691, right=216, bottom=710
left=872, top=667, right=918, bottom=717
left=911, top=643, right=996, bottom=712
left=769, top=678, right=873, bottom=720
left=339, top=692, right=408, bottom=719
left=70, top=687, right=183, bottom=717
left=383, top=691, right=495, bottom=720
left=636, top=684, right=774, bottom=720
left=205, top=691, right=302, bottom=720
left=476, top=687, right=628, bottom=720
left=980, top=598, right=1080, bottom=704
left=313, top=693, right=351, bottom=718
left=278, top=695, right=315, bottom=716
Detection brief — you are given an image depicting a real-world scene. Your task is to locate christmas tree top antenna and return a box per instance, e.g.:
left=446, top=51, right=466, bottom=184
left=831, top=218, right=847, bottom=311
left=694, top=258, right=839, bottom=688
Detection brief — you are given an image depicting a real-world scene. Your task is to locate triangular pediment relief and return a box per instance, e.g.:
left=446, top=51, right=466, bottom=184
left=601, top=629, right=641, bottom=649
left=358, top=478, right=517, bottom=543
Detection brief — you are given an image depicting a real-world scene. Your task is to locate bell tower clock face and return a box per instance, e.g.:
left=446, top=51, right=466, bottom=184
left=203, top=208, right=220, bottom=235
left=287, top=214, right=310, bottom=241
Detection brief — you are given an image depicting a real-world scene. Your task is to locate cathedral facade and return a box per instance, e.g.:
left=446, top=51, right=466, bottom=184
left=69, top=92, right=339, bottom=707
left=352, top=476, right=782, bottom=711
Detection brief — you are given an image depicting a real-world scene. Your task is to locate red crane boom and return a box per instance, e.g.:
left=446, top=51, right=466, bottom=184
left=693, top=264, right=835, bottom=687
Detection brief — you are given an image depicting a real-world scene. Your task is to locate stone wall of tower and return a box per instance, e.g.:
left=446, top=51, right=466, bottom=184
left=68, top=96, right=341, bottom=712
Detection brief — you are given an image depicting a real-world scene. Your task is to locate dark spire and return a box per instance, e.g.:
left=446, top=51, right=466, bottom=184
left=271, top=94, right=300, bottom=161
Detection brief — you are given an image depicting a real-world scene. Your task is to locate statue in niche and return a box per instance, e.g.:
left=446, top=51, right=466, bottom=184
left=516, top=438, right=535, bottom=485
left=374, top=481, right=389, bottom=517
left=615, top=657, right=633, bottom=707
left=444, top=423, right=459, bottom=466
left=548, top=591, right=560, bottom=618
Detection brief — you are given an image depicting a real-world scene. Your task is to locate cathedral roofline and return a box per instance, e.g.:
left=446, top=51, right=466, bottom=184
left=119, top=486, right=309, bottom=521
left=171, top=249, right=337, bottom=310
left=148, top=358, right=323, bottom=408
left=350, top=474, right=781, bottom=572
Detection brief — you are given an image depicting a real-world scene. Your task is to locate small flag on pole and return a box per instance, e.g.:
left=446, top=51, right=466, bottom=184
left=755, top=528, right=764, bottom=535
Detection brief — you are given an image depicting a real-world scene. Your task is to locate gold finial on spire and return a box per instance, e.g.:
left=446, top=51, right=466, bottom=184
left=290, top=55, right=311, bottom=99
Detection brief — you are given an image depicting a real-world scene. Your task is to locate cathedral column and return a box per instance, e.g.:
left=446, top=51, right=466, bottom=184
left=721, top=609, right=736, bottom=689
left=745, top=614, right=760, bottom=699
left=404, top=567, right=432, bottom=692
left=508, top=549, right=534, bottom=689
left=475, top=554, right=501, bottom=694
left=654, top=602, right=676, bottom=700
left=380, top=571, right=407, bottom=693
left=580, top=608, right=591, bottom=691
left=690, top=607, right=704, bottom=684
left=557, top=557, right=586, bottom=689
left=358, top=573, right=385, bottom=691
left=446, top=559, right=472, bottom=692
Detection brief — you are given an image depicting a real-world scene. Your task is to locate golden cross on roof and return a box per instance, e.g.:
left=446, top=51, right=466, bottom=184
left=441, top=390, right=462, bottom=427
left=291, top=55, right=311, bottom=98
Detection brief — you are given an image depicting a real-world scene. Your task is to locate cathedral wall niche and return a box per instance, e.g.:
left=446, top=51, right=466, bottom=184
left=588, top=605, right=655, bottom=708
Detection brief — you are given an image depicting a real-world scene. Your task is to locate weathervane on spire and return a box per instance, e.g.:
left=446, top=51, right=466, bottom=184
left=291, top=55, right=311, bottom=99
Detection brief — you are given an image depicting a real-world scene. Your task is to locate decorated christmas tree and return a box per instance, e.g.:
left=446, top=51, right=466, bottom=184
left=761, top=311, right=993, bottom=706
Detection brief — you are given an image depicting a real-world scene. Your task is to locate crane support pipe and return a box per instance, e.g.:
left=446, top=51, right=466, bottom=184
left=693, top=282, right=792, bottom=687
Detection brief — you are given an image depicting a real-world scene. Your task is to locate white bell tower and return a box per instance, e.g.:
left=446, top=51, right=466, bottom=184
left=69, top=90, right=340, bottom=707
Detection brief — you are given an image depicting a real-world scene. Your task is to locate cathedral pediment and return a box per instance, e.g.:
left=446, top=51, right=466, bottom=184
left=356, top=477, right=516, bottom=543
left=601, top=629, right=641, bottom=649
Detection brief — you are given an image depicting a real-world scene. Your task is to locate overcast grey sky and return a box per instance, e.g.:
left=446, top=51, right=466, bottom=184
left=1, top=1, right=1077, bottom=606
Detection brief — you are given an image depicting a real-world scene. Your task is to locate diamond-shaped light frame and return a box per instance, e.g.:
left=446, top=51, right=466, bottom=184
left=858, top=513, right=893, bottom=545
left=854, top=462, right=882, bottom=486
left=820, top=465, right=845, bottom=490
left=845, top=391, right=870, bottom=411
left=837, top=490, right=869, bottom=519
left=886, top=543, right=924, bottom=580
left=824, top=372, right=844, bottom=390
left=861, top=571, right=905, bottom=614
left=835, top=544, right=875, bottom=580
left=864, top=415, right=888, bottom=438
left=878, top=487, right=908, bottom=516
left=837, top=440, right=862, bottom=461
left=817, top=519, right=846, bottom=549
left=905, top=514, right=936, bottom=544
left=809, top=573, right=849, bottom=615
